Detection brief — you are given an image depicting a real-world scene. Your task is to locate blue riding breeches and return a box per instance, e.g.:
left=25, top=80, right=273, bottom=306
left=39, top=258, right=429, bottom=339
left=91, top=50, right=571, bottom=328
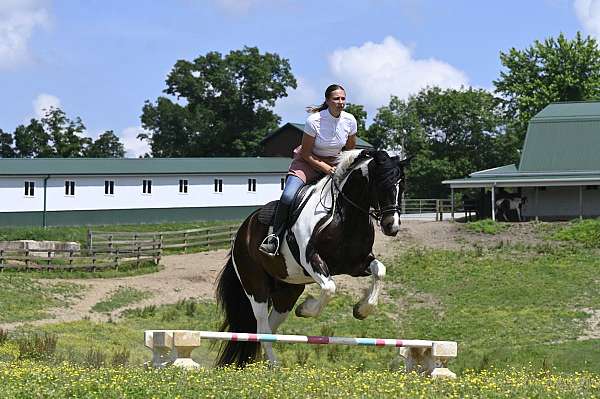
left=280, top=175, right=304, bottom=205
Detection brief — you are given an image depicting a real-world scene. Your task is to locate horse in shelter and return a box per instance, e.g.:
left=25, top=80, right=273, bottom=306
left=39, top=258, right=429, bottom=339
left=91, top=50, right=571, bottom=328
left=495, top=191, right=527, bottom=222
left=215, top=149, right=409, bottom=367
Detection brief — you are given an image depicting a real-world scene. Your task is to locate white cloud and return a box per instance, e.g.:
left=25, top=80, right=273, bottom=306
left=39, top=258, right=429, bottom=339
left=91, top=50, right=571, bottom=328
left=32, top=93, right=60, bottom=119
left=120, top=126, right=152, bottom=158
left=574, top=0, right=600, bottom=37
left=0, top=0, right=50, bottom=69
left=328, top=36, right=469, bottom=111
left=274, top=77, right=319, bottom=124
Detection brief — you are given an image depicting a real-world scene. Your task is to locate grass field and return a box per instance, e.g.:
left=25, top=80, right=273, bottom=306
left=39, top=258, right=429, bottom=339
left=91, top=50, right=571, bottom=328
left=0, top=219, right=598, bottom=397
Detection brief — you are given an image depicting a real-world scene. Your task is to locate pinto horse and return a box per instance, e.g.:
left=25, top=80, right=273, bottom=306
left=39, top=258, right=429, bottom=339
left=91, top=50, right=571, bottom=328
left=215, top=149, right=408, bottom=367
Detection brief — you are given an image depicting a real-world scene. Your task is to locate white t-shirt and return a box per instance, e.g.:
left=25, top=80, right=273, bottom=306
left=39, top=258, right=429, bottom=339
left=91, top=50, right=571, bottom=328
left=304, top=110, right=357, bottom=157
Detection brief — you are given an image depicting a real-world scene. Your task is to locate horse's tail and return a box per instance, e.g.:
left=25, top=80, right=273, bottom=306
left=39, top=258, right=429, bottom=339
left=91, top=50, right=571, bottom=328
left=215, top=253, right=260, bottom=368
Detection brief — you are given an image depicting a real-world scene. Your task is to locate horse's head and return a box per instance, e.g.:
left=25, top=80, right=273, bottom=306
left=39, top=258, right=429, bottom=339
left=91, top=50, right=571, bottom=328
left=364, top=150, right=409, bottom=236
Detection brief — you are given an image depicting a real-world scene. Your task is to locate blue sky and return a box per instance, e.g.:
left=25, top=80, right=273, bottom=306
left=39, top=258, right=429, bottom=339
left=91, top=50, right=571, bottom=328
left=1, top=0, right=598, bottom=156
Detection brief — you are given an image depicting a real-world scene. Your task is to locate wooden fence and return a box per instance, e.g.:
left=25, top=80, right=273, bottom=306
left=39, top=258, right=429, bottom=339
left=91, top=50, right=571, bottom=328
left=88, top=224, right=239, bottom=254
left=0, top=246, right=160, bottom=272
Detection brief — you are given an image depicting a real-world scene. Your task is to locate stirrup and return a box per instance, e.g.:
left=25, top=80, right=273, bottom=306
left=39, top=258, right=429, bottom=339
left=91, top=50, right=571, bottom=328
left=259, top=234, right=280, bottom=256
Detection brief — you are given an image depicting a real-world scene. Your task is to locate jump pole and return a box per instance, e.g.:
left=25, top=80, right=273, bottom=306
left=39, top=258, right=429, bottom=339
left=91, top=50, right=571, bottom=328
left=144, top=330, right=458, bottom=378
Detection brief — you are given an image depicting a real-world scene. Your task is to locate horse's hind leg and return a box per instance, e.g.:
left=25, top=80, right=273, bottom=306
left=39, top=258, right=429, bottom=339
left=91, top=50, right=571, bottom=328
left=246, top=298, right=278, bottom=364
left=353, top=257, right=386, bottom=320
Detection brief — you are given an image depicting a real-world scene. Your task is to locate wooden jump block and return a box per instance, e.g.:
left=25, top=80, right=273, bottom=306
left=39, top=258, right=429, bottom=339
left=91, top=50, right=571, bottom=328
left=144, top=330, right=202, bottom=369
left=399, top=340, right=457, bottom=379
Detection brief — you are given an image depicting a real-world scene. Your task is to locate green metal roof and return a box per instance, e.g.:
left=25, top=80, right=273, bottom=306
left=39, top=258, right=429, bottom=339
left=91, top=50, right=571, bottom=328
left=0, top=157, right=291, bottom=176
left=262, top=122, right=374, bottom=148
left=520, top=109, right=600, bottom=172
left=531, top=101, right=600, bottom=121
left=444, top=101, right=600, bottom=188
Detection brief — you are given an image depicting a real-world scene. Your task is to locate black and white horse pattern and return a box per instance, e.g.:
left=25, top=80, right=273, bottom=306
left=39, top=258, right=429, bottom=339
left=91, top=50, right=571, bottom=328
left=215, top=150, right=408, bottom=367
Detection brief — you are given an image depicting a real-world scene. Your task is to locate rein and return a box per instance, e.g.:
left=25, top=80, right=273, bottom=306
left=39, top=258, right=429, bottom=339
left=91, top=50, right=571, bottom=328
left=330, top=169, right=401, bottom=223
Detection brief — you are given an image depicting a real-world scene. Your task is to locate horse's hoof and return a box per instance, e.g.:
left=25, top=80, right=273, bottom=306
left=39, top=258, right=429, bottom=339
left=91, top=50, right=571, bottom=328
left=295, top=296, right=319, bottom=318
left=353, top=302, right=374, bottom=320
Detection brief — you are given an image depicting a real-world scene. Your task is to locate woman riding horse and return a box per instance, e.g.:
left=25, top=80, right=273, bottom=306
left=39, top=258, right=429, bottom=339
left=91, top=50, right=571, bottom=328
left=259, top=84, right=357, bottom=256
left=216, top=146, right=408, bottom=367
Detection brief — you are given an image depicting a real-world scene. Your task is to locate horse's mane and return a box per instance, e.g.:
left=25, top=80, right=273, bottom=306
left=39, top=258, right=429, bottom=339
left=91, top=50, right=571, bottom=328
left=313, top=149, right=365, bottom=193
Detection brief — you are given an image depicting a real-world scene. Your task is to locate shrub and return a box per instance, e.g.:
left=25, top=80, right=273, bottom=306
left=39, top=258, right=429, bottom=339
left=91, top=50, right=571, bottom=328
left=16, top=332, right=57, bottom=360
left=84, top=348, right=106, bottom=368
left=110, top=347, right=130, bottom=367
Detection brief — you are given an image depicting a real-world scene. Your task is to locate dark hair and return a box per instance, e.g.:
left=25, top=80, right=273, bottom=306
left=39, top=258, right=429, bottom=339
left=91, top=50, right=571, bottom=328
left=306, top=84, right=345, bottom=113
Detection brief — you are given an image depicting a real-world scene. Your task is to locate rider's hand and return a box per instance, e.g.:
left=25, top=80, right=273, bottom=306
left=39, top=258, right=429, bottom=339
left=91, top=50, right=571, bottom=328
left=329, top=166, right=337, bottom=175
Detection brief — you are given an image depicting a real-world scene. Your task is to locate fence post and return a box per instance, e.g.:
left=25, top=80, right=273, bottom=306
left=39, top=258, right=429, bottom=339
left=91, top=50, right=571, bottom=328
left=0, top=249, right=3, bottom=270
left=183, top=232, right=188, bottom=253
left=435, top=200, right=439, bottom=221
left=25, top=249, right=30, bottom=269
left=206, top=230, right=210, bottom=249
left=108, top=235, right=113, bottom=252
left=87, top=229, right=93, bottom=252
left=47, top=251, right=52, bottom=270
left=136, top=245, right=141, bottom=267
left=69, top=249, right=74, bottom=270
left=115, top=248, right=120, bottom=270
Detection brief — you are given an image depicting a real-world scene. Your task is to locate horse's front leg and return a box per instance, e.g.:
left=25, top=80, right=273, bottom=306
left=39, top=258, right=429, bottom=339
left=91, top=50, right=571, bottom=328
left=353, top=257, right=386, bottom=320
left=295, top=252, right=336, bottom=318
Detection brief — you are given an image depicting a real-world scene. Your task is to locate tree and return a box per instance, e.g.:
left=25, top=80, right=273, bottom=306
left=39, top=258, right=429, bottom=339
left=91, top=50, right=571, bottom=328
left=344, top=103, right=368, bottom=138
left=140, top=46, right=297, bottom=157
left=494, top=32, right=600, bottom=143
left=41, top=108, right=91, bottom=157
left=367, top=87, right=508, bottom=197
left=86, top=130, right=125, bottom=157
left=13, top=119, right=53, bottom=157
left=0, top=129, right=15, bottom=158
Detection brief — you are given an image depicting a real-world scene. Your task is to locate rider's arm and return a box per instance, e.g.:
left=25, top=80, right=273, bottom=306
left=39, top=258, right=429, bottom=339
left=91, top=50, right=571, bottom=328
left=300, top=133, right=335, bottom=175
left=344, top=134, right=356, bottom=151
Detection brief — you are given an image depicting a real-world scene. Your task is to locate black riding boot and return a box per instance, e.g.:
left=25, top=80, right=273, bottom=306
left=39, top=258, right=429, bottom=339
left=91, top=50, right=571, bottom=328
left=259, top=202, right=290, bottom=256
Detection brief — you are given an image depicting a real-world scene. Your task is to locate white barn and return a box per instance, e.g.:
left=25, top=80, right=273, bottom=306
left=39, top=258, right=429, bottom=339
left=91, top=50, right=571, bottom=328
left=0, top=157, right=290, bottom=227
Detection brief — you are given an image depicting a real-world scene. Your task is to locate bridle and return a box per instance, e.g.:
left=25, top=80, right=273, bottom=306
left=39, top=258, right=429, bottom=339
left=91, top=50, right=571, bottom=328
left=329, top=164, right=403, bottom=223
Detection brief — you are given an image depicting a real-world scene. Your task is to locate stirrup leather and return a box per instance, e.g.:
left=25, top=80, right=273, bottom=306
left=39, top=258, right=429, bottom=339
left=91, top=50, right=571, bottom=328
left=259, top=233, right=280, bottom=256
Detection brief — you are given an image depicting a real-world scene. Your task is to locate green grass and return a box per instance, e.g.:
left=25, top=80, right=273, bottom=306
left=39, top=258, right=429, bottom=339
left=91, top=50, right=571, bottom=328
left=0, top=276, right=84, bottom=323
left=0, top=362, right=597, bottom=398
left=551, top=218, right=600, bottom=248
left=0, top=220, right=241, bottom=248
left=15, top=261, right=161, bottom=280
left=91, top=287, right=153, bottom=313
left=5, top=226, right=600, bottom=377
left=463, top=219, right=509, bottom=234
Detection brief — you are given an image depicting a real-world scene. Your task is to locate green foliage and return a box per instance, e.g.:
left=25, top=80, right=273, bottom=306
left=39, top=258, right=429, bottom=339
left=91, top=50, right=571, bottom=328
left=551, top=219, right=600, bottom=248
left=86, top=130, right=126, bottom=158
left=9, top=107, right=126, bottom=158
left=366, top=87, right=509, bottom=197
left=91, top=287, right=152, bottom=313
left=0, top=129, right=14, bottom=158
left=494, top=32, right=600, bottom=144
left=463, top=219, right=509, bottom=234
left=140, top=46, right=297, bottom=157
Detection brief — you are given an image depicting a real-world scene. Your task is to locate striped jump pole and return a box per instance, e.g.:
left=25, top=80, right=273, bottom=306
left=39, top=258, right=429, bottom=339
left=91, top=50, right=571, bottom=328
left=144, top=330, right=457, bottom=378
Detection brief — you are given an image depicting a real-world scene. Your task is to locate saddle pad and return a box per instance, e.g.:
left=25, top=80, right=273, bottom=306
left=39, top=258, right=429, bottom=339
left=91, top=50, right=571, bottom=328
left=257, top=200, right=278, bottom=226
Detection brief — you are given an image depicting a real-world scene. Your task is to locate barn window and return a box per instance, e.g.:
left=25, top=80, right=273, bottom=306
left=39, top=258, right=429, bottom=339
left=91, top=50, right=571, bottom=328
left=143, top=179, right=152, bottom=194
left=64, top=180, right=75, bottom=196
left=585, top=185, right=598, bottom=190
left=179, top=179, right=188, bottom=193
left=214, top=178, right=223, bottom=193
left=24, top=181, right=35, bottom=197
left=104, top=180, right=115, bottom=195
left=280, top=177, right=285, bottom=191
left=247, top=178, right=256, bottom=192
